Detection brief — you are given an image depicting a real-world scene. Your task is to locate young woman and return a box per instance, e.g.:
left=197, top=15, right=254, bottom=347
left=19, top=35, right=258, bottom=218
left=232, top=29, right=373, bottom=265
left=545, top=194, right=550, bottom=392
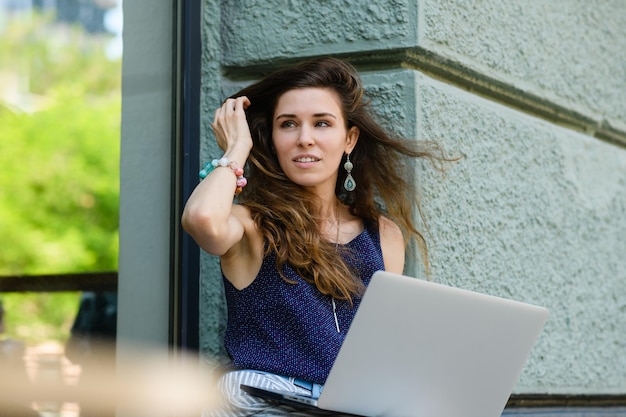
left=182, top=57, right=448, bottom=416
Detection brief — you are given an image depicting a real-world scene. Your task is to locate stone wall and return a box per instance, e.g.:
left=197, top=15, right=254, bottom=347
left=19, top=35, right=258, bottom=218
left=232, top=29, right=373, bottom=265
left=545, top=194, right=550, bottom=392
left=199, top=0, right=626, bottom=398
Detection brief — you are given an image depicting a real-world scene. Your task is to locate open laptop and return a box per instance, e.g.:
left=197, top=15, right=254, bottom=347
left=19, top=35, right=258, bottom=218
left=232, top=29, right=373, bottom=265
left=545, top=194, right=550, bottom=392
left=241, top=271, right=548, bottom=417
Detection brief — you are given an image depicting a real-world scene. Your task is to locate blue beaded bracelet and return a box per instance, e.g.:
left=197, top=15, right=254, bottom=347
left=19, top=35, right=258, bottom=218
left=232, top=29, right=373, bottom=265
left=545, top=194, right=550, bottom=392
left=199, top=157, right=247, bottom=194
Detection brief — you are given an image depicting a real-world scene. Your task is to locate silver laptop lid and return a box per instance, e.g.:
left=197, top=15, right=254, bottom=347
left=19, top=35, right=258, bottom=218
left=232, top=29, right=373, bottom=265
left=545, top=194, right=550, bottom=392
left=318, top=271, right=548, bottom=417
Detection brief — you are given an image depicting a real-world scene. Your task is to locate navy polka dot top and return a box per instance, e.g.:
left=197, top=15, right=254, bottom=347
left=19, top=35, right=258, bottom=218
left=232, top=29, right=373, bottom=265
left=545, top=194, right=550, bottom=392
left=222, top=222, right=385, bottom=384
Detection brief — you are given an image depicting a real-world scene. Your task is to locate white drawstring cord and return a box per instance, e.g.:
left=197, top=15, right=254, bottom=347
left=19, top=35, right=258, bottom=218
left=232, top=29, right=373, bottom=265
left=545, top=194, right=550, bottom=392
left=332, top=298, right=340, bottom=333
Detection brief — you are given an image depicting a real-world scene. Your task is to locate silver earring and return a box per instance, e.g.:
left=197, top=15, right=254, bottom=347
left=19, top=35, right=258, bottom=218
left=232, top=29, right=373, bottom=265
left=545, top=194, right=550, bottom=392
left=343, top=154, right=356, bottom=192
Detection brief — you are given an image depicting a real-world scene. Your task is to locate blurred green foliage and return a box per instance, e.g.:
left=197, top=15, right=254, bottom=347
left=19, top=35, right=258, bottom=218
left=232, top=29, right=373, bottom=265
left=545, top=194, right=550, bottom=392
left=0, top=13, right=121, bottom=344
left=1, top=292, right=79, bottom=344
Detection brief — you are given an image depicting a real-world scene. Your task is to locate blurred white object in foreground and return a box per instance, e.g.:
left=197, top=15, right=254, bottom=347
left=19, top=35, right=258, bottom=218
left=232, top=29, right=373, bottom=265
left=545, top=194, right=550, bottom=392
left=0, top=342, right=222, bottom=417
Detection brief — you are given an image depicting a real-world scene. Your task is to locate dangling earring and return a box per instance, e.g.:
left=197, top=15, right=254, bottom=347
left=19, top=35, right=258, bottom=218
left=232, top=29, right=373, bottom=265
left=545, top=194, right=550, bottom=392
left=343, top=154, right=356, bottom=192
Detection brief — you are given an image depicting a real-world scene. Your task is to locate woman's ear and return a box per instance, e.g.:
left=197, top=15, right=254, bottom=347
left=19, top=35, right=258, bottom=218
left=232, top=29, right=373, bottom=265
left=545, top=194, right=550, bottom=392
left=346, top=126, right=360, bottom=153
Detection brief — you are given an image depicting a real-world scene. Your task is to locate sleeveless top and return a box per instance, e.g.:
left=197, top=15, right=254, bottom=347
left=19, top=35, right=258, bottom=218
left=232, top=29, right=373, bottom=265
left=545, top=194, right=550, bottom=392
left=222, top=223, right=385, bottom=384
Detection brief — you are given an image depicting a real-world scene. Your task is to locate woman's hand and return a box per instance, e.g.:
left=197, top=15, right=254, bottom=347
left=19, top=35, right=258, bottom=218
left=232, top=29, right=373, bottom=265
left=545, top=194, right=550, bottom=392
left=211, top=96, right=253, bottom=154
left=182, top=95, right=254, bottom=258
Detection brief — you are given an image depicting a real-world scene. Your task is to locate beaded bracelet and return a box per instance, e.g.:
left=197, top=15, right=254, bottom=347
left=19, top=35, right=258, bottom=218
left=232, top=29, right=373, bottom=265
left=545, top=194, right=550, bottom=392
left=199, top=157, right=247, bottom=194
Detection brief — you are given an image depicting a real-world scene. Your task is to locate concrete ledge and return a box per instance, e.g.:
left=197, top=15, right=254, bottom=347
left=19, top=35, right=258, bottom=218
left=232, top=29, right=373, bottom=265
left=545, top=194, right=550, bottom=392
left=420, top=0, right=626, bottom=140
left=220, top=0, right=418, bottom=65
left=503, top=407, right=626, bottom=417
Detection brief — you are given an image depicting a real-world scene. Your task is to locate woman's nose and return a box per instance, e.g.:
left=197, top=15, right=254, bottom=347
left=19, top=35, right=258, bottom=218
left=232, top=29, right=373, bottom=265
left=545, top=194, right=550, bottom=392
left=296, top=126, right=314, bottom=146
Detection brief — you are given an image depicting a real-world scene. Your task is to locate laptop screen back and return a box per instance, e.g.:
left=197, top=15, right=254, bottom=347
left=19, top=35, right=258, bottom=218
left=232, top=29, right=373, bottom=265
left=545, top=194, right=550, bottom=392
left=317, top=271, right=548, bottom=417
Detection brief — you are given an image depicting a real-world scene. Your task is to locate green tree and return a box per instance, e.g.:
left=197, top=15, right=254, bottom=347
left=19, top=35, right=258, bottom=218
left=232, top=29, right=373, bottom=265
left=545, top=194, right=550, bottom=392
left=0, top=13, right=121, bottom=344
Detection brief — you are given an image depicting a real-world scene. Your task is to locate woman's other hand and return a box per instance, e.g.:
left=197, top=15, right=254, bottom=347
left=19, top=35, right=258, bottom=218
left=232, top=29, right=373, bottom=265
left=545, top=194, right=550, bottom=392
left=212, top=96, right=253, bottom=154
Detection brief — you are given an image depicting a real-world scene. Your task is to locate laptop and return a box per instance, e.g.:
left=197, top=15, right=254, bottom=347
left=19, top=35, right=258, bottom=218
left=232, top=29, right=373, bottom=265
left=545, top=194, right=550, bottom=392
left=241, top=270, right=549, bottom=417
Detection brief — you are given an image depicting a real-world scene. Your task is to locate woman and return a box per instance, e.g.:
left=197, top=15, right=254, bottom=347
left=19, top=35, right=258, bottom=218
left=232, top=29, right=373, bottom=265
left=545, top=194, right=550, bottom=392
left=182, top=57, right=448, bottom=416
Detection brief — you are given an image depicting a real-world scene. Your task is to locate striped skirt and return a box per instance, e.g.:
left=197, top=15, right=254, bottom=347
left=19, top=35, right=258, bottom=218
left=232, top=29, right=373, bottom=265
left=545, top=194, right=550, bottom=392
left=202, top=369, right=351, bottom=417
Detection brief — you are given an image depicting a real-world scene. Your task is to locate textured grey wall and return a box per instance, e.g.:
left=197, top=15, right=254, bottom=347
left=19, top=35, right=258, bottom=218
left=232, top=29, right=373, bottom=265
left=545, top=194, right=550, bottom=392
left=420, top=0, right=626, bottom=137
left=198, top=0, right=229, bottom=362
left=199, top=0, right=626, bottom=396
left=415, top=71, right=626, bottom=393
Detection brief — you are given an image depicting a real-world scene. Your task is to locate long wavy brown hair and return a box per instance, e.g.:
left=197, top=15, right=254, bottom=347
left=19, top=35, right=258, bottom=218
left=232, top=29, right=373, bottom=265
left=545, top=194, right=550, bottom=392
left=231, top=57, right=450, bottom=302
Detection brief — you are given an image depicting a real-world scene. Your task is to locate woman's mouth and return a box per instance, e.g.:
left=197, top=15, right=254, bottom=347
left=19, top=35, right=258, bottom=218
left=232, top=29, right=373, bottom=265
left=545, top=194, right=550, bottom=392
left=294, top=156, right=319, bottom=163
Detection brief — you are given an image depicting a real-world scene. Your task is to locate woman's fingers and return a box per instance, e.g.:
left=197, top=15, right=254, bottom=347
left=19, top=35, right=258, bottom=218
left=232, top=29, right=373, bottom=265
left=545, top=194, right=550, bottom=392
left=235, top=96, right=251, bottom=110
left=211, top=96, right=253, bottom=152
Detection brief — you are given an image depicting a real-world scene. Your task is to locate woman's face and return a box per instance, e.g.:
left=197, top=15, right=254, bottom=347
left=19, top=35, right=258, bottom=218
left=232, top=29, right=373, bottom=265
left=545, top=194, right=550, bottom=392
left=272, top=87, right=359, bottom=194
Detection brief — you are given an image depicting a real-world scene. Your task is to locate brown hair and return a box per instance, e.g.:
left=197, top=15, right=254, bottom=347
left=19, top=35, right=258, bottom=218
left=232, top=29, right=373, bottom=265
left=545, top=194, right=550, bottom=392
left=232, top=57, right=449, bottom=301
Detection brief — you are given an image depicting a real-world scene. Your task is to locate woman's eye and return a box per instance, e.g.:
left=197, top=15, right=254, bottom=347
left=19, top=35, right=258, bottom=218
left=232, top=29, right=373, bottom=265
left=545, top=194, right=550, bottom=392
left=315, top=120, right=330, bottom=127
left=280, top=121, right=296, bottom=128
